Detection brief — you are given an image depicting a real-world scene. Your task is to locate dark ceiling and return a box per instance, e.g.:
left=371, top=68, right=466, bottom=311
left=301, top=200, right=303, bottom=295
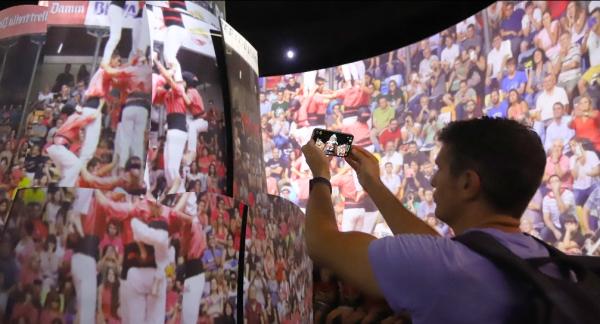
left=1, top=1, right=494, bottom=76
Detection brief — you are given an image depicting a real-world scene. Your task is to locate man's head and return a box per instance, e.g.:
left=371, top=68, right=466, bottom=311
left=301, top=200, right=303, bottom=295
left=492, top=34, right=502, bottom=50
left=543, top=73, right=556, bottom=91
left=378, top=96, right=388, bottom=108
left=424, top=189, right=434, bottom=203
left=316, top=77, right=327, bottom=92
left=559, top=31, right=571, bottom=51
left=467, top=24, right=476, bottom=38
left=389, top=119, right=399, bottom=131
left=384, top=162, right=393, bottom=174
left=490, top=89, right=500, bottom=105
left=506, top=58, right=516, bottom=75
left=433, top=118, right=546, bottom=224
left=109, top=53, right=121, bottom=68
left=553, top=102, right=565, bottom=120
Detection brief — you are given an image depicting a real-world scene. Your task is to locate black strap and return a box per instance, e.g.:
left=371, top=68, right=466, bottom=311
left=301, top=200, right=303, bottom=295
left=453, top=231, right=600, bottom=324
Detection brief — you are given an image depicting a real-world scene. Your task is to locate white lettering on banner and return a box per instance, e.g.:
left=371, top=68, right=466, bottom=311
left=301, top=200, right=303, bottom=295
left=92, top=1, right=139, bottom=18
left=50, top=2, right=85, bottom=15
left=0, top=11, right=49, bottom=29
left=221, top=19, right=259, bottom=75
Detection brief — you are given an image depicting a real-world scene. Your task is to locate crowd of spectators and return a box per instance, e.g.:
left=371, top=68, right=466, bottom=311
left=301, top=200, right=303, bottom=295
left=0, top=187, right=242, bottom=323
left=243, top=193, right=312, bottom=323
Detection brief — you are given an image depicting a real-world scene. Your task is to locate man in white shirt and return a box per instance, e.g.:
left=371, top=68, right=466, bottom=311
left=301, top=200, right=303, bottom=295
left=380, top=162, right=401, bottom=195
left=543, top=102, right=574, bottom=153
left=440, top=35, right=460, bottom=70
left=486, top=34, right=513, bottom=87
left=379, top=141, right=403, bottom=174
left=419, top=41, right=438, bottom=84
left=534, top=74, right=569, bottom=122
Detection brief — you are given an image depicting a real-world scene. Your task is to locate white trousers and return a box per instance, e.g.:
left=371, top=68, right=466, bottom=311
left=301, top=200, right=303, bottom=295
left=303, top=70, right=317, bottom=93
left=164, top=25, right=187, bottom=81
left=119, top=279, right=129, bottom=324
left=47, top=144, right=82, bottom=187
left=80, top=107, right=102, bottom=162
left=341, top=208, right=366, bottom=232
left=71, top=253, right=97, bottom=324
left=181, top=272, right=206, bottom=324
left=164, top=129, right=187, bottom=188
left=360, top=211, right=379, bottom=234
left=102, top=4, right=124, bottom=65
left=129, top=8, right=149, bottom=61
left=117, top=105, right=149, bottom=168
left=186, top=117, right=208, bottom=154
left=127, top=219, right=170, bottom=324
left=124, top=267, right=166, bottom=324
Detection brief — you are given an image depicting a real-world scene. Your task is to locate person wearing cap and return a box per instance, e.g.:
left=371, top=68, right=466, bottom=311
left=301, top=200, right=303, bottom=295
left=46, top=104, right=100, bottom=187
left=182, top=71, right=209, bottom=166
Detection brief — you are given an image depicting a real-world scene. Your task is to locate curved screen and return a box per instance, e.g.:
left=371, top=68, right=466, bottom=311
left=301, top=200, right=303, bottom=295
left=260, top=1, right=599, bottom=253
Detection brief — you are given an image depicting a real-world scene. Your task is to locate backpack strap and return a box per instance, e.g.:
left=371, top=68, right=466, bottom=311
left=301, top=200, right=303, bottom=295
left=453, top=230, right=600, bottom=324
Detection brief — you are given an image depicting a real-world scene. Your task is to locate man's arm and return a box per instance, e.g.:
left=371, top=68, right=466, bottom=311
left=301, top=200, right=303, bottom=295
left=346, top=146, right=440, bottom=236
left=302, top=140, right=383, bottom=298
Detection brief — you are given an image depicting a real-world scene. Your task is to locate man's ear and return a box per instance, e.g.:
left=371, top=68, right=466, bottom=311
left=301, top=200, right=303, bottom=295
left=459, top=170, right=481, bottom=201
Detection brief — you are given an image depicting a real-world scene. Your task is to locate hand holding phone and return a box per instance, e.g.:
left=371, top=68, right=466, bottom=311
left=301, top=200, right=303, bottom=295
left=311, top=128, right=354, bottom=157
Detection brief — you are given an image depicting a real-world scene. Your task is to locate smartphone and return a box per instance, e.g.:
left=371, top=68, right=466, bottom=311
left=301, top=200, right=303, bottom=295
left=311, top=128, right=353, bottom=157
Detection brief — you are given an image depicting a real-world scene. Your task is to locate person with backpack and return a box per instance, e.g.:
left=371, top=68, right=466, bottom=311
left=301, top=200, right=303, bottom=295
left=302, top=117, right=600, bottom=324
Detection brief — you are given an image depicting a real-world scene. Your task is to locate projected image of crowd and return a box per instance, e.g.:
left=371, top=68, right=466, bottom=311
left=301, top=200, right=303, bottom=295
left=260, top=1, right=600, bottom=322
left=0, top=188, right=241, bottom=323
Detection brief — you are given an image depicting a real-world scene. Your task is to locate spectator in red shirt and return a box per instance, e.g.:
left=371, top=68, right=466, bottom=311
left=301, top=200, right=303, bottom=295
left=378, top=118, right=402, bottom=149
left=569, top=95, right=600, bottom=151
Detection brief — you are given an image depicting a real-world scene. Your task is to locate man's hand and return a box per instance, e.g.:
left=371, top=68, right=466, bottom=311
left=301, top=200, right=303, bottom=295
left=345, top=145, right=380, bottom=188
left=301, top=140, right=331, bottom=179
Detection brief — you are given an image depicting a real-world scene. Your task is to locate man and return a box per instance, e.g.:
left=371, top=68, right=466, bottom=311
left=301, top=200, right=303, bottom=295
left=53, top=64, right=74, bottom=92
left=182, top=71, right=208, bottom=165
left=154, top=57, right=192, bottom=192
left=378, top=119, right=402, bottom=150
left=543, top=102, right=574, bottom=152
left=553, top=31, right=581, bottom=96
left=534, top=74, right=569, bottom=123
left=46, top=104, right=99, bottom=187
left=301, top=117, right=556, bottom=323
left=379, top=141, right=403, bottom=175
left=500, top=58, right=527, bottom=96
left=440, top=35, right=460, bottom=69
left=79, top=53, right=128, bottom=163
left=372, top=97, right=395, bottom=134
left=380, top=162, right=401, bottom=195
left=484, top=89, right=508, bottom=118
left=417, top=189, right=436, bottom=220
left=461, top=24, right=482, bottom=54
left=115, top=58, right=152, bottom=171
left=486, top=34, right=512, bottom=87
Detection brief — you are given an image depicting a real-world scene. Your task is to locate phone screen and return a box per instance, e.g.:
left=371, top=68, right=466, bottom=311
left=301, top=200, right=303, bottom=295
left=312, top=128, right=353, bottom=157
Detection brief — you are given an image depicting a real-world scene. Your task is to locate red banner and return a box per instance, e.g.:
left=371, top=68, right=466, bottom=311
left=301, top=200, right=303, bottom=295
left=0, top=5, right=47, bottom=40
left=45, top=1, right=88, bottom=26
